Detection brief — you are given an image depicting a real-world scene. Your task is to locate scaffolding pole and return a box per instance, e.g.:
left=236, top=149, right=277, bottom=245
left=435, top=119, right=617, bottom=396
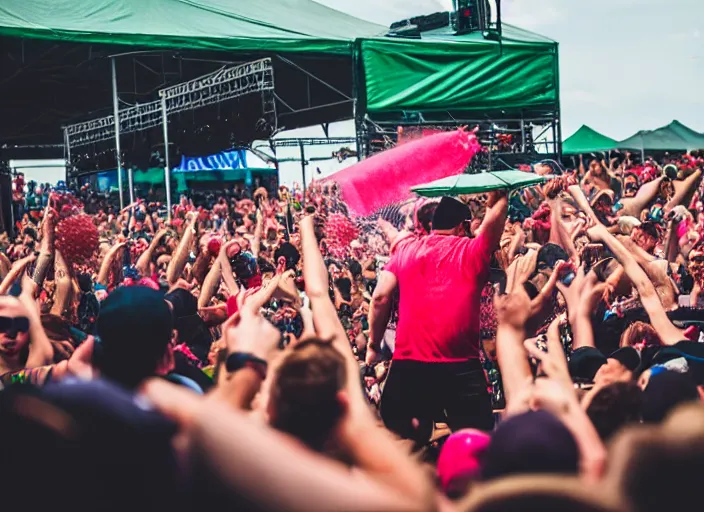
left=63, top=127, right=72, bottom=185
left=298, top=139, right=307, bottom=193
left=160, top=95, right=172, bottom=221
left=111, top=58, right=127, bottom=209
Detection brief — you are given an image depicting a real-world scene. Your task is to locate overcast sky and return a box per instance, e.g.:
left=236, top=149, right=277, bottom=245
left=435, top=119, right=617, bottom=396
left=316, top=0, right=704, bottom=140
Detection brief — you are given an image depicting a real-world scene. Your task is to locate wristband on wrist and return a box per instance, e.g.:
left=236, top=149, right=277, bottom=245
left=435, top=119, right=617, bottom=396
left=225, top=352, right=268, bottom=380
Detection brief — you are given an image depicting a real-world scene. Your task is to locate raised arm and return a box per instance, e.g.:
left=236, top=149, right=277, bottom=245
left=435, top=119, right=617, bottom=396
left=666, top=169, right=702, bottom=213
left=299, top=215, right=356, bottom=375
left=167, top=213, right=197, bottom=286
left=548, top=198, right=579, bottom=262
left=96, top=242, right=126, bottom=287
left=32, top=210, right=56, bottom=291
left=144, top=380, right=434, bottom=512
left=590, top=224, right=683, bottom=345
left=366, top=270, right=397, bottom=366
left=0, top=252, right=11, bottom=281
left=567, top=185, right=683, bottom=344
left=475, top=191, right=509, bottom=250
left=135, top=229, right=167, bottom=277
left=0, top=254, right=36, bottom=296
left=19, top=276, right=54, bottom=368
left=50, top=250, right=72, bottom=317
left=618, top=176, right=663, bottom=217
left=494, top=284, right=532, bottom=417
left=252, top=210, right=263, bottom=259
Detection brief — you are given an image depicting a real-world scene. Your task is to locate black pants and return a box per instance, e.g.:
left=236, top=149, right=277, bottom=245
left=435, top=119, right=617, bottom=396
left=380, top=359, right=494, bottom=446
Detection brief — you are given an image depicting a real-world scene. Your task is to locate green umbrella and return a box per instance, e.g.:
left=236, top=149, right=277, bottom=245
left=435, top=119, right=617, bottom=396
left=411, top=170, right=549, bottom=198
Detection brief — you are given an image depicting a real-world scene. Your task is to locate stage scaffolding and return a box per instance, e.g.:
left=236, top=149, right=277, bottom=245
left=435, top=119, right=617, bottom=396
left=357, top=112, right=561, bottom=170
left=63, top=57, right=276, bottom=216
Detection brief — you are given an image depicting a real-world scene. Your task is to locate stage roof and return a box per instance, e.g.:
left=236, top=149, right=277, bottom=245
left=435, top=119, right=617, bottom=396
left=0, top=1, right=559, bottom=145
left=0, top=0, right=385, bottom=54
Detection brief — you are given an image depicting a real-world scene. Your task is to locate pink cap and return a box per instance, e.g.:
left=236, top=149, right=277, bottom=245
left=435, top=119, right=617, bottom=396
left=437, top=429, right=491, bottom=491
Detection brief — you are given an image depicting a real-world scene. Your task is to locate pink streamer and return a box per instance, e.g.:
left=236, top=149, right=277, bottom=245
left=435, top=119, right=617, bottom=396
left=326, top=129, right=481, bottom=217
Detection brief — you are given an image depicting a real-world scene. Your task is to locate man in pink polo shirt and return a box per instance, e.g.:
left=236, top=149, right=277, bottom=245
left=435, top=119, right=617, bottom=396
left=368, top=192, right=508, bottom=444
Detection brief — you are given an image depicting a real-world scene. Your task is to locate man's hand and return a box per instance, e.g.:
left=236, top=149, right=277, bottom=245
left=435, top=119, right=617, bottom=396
left=42, top=210, right=56, bottom=239
left=364, top=342, right=380, bottom=367
left=486, top=189, right=507, bottom=208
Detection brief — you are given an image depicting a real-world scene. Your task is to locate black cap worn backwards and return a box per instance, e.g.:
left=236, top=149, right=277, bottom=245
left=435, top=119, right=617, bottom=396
left=96, top=286, right=173, bottom=388
left=432, top=197, right=471, bottom=231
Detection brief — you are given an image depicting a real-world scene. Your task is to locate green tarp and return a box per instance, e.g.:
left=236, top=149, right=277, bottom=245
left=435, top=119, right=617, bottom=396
left=0, top=2, right=558, bottom=115
left=412, top=170, right=548, bottom=198
left=562, top=125, right=618, bottom=155
left=360, top=24, right=559, bottom=114
left=618, top=121, right=704, bottom=152
left=0, top=0, right=384, bottom=54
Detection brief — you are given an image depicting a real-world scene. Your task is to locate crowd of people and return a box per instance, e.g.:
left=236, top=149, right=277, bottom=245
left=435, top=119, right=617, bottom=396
left=2, top=147, right=704, bottom=511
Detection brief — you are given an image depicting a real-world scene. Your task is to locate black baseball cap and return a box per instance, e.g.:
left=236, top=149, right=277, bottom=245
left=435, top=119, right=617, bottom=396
left=96, top=286, right=174, bottom=388
left=432, top=197, right=471, bottom=231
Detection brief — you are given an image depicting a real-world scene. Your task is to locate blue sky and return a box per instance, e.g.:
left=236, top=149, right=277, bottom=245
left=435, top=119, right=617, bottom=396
left=316, top=0, right=704, bottom=140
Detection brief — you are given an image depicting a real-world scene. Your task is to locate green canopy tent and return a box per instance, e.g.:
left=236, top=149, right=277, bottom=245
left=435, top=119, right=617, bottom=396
left=562, top=125, right=618, bottom=155
left=360, top=24, right=558, bottom=116
left=667, top=120, right=704, bottom=146
left=618, top=120, right=704, bottom=153
left=0, top=1, right=560, bottom=157
left=411, top=170, right=549, bottom=198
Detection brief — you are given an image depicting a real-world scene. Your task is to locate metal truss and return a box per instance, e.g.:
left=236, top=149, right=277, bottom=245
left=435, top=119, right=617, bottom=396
left=64, top=115, right=115, bottom=148
left=159, top=58, right=274, bottom=114
left=270, top=137, right=357, bottom=148
left=119, top=100, right=163, bottom=134
left=64, top=58, right=276, bottom=150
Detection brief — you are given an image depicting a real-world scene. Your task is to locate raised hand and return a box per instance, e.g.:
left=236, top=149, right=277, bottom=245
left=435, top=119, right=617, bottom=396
left=222, top=298, right=280, bottom=363
left=494, top=283, right=531, bottom=332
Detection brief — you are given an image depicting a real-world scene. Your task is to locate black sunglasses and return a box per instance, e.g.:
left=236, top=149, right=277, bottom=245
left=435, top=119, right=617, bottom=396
left=0, top=316, right=30, bottom=337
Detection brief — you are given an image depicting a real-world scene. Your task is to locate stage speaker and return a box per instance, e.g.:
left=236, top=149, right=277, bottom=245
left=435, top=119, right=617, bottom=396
left=452, top=0, right=491, bottom=33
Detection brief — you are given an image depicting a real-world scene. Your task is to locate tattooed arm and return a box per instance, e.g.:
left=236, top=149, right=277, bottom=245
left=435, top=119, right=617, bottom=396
left=32, top=211, right=56, bottom=291
left=50, top=250, right=72, bottom=317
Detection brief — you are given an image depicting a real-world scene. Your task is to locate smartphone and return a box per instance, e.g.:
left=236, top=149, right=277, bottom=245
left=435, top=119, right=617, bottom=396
left=557, top=261, right=576, bottom=286
left=582, top=244, right=605, bottom=272
left=559, top=270, right=576, bottom=286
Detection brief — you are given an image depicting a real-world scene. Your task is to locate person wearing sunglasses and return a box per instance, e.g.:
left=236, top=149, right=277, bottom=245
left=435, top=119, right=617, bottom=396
left=0, top=294, right=54, bottom=376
